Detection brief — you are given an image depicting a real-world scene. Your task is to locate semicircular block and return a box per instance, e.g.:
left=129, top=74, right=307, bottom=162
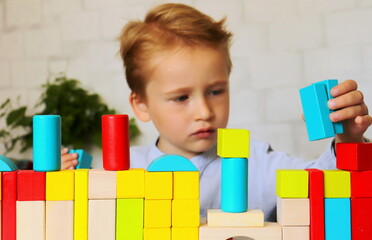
left=0, top=155, right=18, bottom=171
left=147, top=154, right=198, bottom=172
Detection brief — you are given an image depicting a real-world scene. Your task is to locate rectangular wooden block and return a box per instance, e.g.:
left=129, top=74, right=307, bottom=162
left=88, top=199, right=116, bottom=240
left=46, top=170, right=75, bottom=201
left=277, top=197, right=310, bottom=226
left=88, top=169, right=116, bottom=199
left=207, top=209, right=264, bottom=227
left=324, top=198, right=351, bottom=240
left=199, top=222, right=282, bottom=240
left=2, top=171, right=17, bottom=240
left=172, top=199, right=200, bottom=227
left=172, top=227, right=199, bottom=240
left=144, top=199, right=171, bottom=228
left=46, top=201, right=74, bottom=240
left=276, top=170, right=308, bottom=198
left=143, top=228, right=171, bottom=240
left=74, top=169, right=89, bottom=240
left=323, top=170, right=350, bottom=198
left=145, top=171, right=172, bottom=200
left=305, top=169, right=324, bottom=240
left=351, top=171, right=372, bottom=198
left=282, top=226, right=309, bottom=240
left=217, top=128, right=250, bottom=158
left=173, top=171, right=199, bottom=199
left=336, top=142, right=372, bottom=171
left=116, top=198, right=144, bottom=240
left=17, top=170, right=46, bottom=201
left=351, top=198, right=372, bottom=240
left=117, top=169, right=145, bottom=198
left=17, top=201, right=45, bottom=240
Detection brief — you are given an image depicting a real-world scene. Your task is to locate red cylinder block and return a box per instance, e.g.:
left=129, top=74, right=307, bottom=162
left=102, top=114, right=130, bottom=171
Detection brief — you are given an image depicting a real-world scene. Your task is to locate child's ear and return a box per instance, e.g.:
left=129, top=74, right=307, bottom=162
left=129, top=92, right=151, bottom=122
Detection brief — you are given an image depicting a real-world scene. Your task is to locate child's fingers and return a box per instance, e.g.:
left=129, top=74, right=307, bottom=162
left=328, top=90, right=364, bottom=110
left=355, top=115, right=372, bottom=127
left=330, top=104, right=368, bottom=122
left=331, top=79, right=358, bottom=97
left=61, top=158, right=78, bottom=170
left=61, top=147, right=69, bottom=154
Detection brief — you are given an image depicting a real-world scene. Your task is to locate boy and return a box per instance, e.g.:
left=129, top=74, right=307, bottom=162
left=63, top=3, right=371, bottom=221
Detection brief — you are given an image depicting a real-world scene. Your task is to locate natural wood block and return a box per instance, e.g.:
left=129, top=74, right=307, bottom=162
left=88, top=170, right=116, bottom=199
left=172, top=199, right=200, bottom=227
left=277, top=197, right=310, bottom=226
left=199, top=222, right=282, bottom=240
left=207, top=209, right=264, bottom=227
left=88, top=199, right=116, bottom=240
left=46, top=170, right=74, bottom=201
left=217, top=128, right=250, bottom=158
left=173, top=171, right=199, bottom=199
left=117, top=169, right=145, bottom=198
left=282, top=226, right=309, bottom=240
left=172, top=227, right=199, bottom=240
left=276, top=170, right=308, bottom=198
left=144, top=200, right=171, bottom=228
left=143, top=228, right=171, bottom=240
left=145, top=171, right=172, bottom=200
left=46, top=201, right=73, bottom=240
left=16, top=201, right=45, bottom=240
left=74, top=169, right=89, bottom=240
left=323, top=170, right=350, bottom=198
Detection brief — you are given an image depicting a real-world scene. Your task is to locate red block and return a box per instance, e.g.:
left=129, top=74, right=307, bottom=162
left=306, top=169, right=324, bottom=240
left=336, top=142, right=372, bottom=171
left=17, top=170, right=46, bottom=201
left=351, top=198, right=372, bottom=240
left=102, top=114, right=130, bottom=171
left=2, top=171, right=18, bottom=240
left=351, top=171, right=372, bottom=198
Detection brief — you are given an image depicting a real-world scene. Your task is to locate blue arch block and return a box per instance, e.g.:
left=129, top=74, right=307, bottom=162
left=147, top=154, right=198, bottom=172
left=0, top=155, right=18, bottom=171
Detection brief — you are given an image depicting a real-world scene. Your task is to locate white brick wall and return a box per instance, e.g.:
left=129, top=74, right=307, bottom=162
left=1, top=0, right=372, bottom=162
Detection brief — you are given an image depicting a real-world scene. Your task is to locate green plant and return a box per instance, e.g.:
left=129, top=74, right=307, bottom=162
left=0, top=76, right=140, bottom=155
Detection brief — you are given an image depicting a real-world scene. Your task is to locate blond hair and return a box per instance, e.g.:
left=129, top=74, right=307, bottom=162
left=118, top=3, right=233, bottom=96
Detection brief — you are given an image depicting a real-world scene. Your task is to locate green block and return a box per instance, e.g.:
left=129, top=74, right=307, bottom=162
left=116, top=199, right=144, bottom=240
left=276, top=170, right=309, bottom=198
left=324, top=170, right=350, bottom=198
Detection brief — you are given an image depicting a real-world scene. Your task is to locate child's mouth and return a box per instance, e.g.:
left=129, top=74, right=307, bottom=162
left=192, top=128, right=215, bottom=138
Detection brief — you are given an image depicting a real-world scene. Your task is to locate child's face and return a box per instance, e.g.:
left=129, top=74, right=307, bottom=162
left=132, top=45, right=229, bottom=158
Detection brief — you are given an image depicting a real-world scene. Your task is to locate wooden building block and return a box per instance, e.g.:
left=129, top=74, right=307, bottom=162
left=277, top=197, right=310, bottom=226
left=172, top=199, right=200, bottom=227
left=143, top=228, right=171, bottom=240
left=0, top=155, right=18, bottom=171
left=144, top=199, right=171, bottom=228
left=46, top=170, right=74, bottom=201
left=116, top=198, right=144, bottom=240
left=88, top=199, right=116, bottom=240
left=351, top=171, right=372, bottom=197
left=173, top=171, right=199, bottom=199
left=323, top=170, right=350, bottom=198
left=199, top=222, right=282, bottom=240
left=305, top=169, right=324, bottom=240
left=282, top=226, right=309, bottom=240
left=147, top=154, right=198, bottom=172
left=324, top=198, right=351, bottom=240
left=351, top=198, right=372, bottom=240
left=2, top=170, right=17, bottom=240
left=207, top=209, right=264, bottom=227
left=336, top=142, right=372, bottom=171
left=172, top=227, right=198, bottom=240
left=17, top=170, right=46, bottom=201
left=145, top=171, right=172, bottom=199
left=16, top=201, right=45, bottom=240
left=88, top=169, right=116, bottom=199
left=74, top=169, right=89, bottom=240
left=217, top=128, right=250, bottom=158
left=74, top=149, right=93, bottom=169
left=46, top=200, right=74, bottom=240
left=117, top=169, right=145, bottom=198
left=276, top=170, right=308, bottom=198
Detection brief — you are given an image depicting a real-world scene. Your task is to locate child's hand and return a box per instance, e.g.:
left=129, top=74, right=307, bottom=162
left=328, top=80, right=372, bottom=144
left=61, top=147, right=78, bottom=170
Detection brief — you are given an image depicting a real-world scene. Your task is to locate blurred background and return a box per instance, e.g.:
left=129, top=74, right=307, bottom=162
left=1, top=0, right=372, bottom=167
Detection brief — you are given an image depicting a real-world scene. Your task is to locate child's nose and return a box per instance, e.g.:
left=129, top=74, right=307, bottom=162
left=195, top=98, right=214, bottom=121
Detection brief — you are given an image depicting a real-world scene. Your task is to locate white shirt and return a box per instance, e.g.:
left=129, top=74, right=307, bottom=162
left=130, top=138, right=336, bottom=221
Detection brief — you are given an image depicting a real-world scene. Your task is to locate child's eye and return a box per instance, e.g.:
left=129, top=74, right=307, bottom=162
left=174, top=95, right=189, bottom=102
left=210, top=89, right=224, bottom=96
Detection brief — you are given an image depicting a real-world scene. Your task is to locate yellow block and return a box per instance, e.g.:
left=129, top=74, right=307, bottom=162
left=207, top=209, right=264, bottom=227
left=46, top=170, right=75, bottom=201
left=172, top=227, right=198, bottom=240
left=117, top=169, right=145, bottom=198
left=143, top=228, right=171, bottom=240
left=323, top=170, right=350, bottom=198
left=173, top=171, right=199, bottom=199
left=217, top=128, right=250, bottom=158
left=172, top=199, right=200, bottom=227
left=145, top=172, right=172, bottom=199
left=144, top=200, right=171, bottom=228
left=276, top=170, right=308, bottom=198
left=74, top=169, right=89, bottom=240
